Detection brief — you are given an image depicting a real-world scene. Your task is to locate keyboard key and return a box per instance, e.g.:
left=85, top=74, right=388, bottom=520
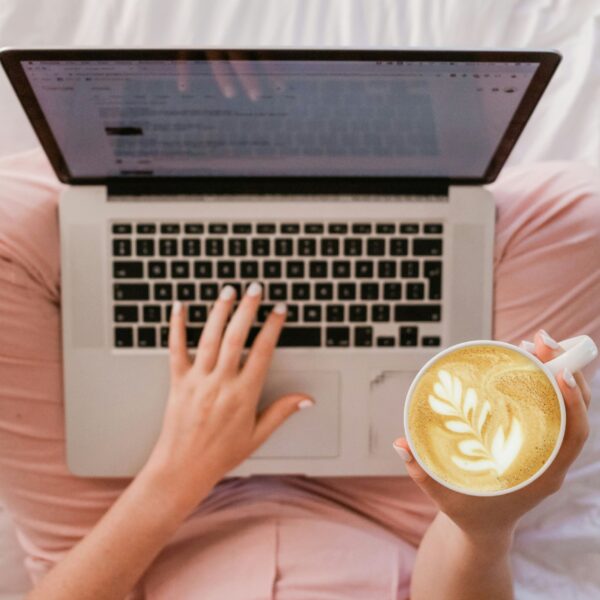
left=148, top=261, right=166, bottom=278
left=136, top=238, right=155, bottom=256
left=424, top=260, right=443, bottom=300
left=376, top=223, right=395, bottom=234
left=298, top=238, right=316, bottom=256
left=390, top=238, right=408, bottom=256
left=310, top=261, right=328, bottom=278
left=160, top=327, right=169, bottom=348
left=315, top=283, right=333, bottom=300
left=332, top=261, right=351, bottom=278
left=268, top=283, right=287, bottom=301
left=186, top=327, right=203, bottom=347
left=177, top=283, right=195, bottom=300
left=184, top=223, right=204, bottom=234
left=286, top=261, right=305, bottom=278
left=372, top=304, right=390, bottom=322
left=240, top=261, right=259, bottom=278
left=406, top=282, right=425, bottom=300
left=360, top=283, right=378, bottom=300
left=278, top=327, right=321, bottom=347
left=165, top=304, right=174, bottom=321
left=161, top=223, right=180, bottom=234
left=383, top=282, right=402, bottom=300
left=354, top=326, right=373, bottom=347
left=182, top=239, right=201, bottom=256
left=367, top=239, right=385, bottom=256
left=422, top=336, right=441, bottom=346
left=400, top=223, right=419, bottom=234
left=344, top=238, right=362, bottom=256
left=232, top=223, right=251, bottom=234
left=138, top=327, right=157, bottom=348
left=228, top=238, right=247, bottom=256
left=209, top=223, right=228, bottom=234
left=159, top=238, right=178, bottom=256
left=424, top=224, right=443, bottom=234
left=114, top=305, right=138, bottom=323
left=275, top=238, right=293, bottom=256
left=263, top=261, right=282, bottom=278
left=352, top=223, right=371, bottom=234
left=113, top=261, right=143, bottom=278
left=200, top=283, right=218, bottom=301
left=292, top=283, right=310, bottom=300
left=326, top=305, right=345, bottom=322
left=137, top=223, right=156, bottom=234
left=377, top=336, right=395, bottom=347
left=143, top=305, right=162, bottom=323
left=355, top=261, right=373, bottom=278
left=338, top=282, right=356, bottom=300
left=257, top=304, right=274, bottom=322
left=286, top=304, right=299, bottom=322
left=114, top=327, right=133, bottom=347
left=206, top=238, right=224, bottom=256
left=194, top=261, right=213, bottom=278
left=171, top=261, right=189, bottom=278
left=394, top=305, right=441, bottom=322
left=328, top=223, right=348, bottom=234
left=114, top=283, right=149, bottom=301
left=217, top=261, right=236, bottom=278
left=349, top=304, right=367, bottom=322
left=321, top=238, right=339, bottom=256
left=113, top=239, right=131, bottom=256
left=378, top=260, right=396, bottom=278
left=112, top=223, right=132, bottom=234
left=304, top=223, right=324, bottom=234
left=304, top=305, right=322, bottom=322
left=188, top=305, right=207, bottom=323
left=228, top=282, right=243, bottom=299
left=326, top=326, right=350, bottom=347
left=154, top=283, right=173, bottom=301
left=400, top=326, right=418, bottom=346
left=401, top=261, right=419, bottom=278
left=257, top=223, right=276, bottom=234
left=413, top=238, right=443, bottom=256
left=252, top=238, right=270, bottom=256
left=281, top=223, right=300, bottom=234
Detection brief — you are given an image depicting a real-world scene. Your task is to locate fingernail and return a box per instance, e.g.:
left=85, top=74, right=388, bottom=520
left=562, top=368, right=577, bottom=388
left=540, top=330, right=560, bottom=350
left=520, top=340, right=536, bottom=353
left=223, top=85, right=235, bottom=98
left=393, top=442, right=412, bottom=463
left=246, top=282, right=262, bottom=297
left=273, top=302, right=287, bottom=315
left=173, top=301, right=182, bottom=316
left=220, top=285, right=235, bottom=300
left=297, top=398, right=314, bottom=410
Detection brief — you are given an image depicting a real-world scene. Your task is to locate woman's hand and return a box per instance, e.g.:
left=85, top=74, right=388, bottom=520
left=144, top=283, right=313, bottom=509
left=394, top=328, right=591, bottom=541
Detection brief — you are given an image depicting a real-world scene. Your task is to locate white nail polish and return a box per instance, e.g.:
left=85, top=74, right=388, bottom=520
left=273, top=302, right=287, bottom=315
left=246, top=282, right=262, bottom=297
left=220, top=285, right=235, bottom=300
left=297, top=399, right=314, bottom=410
left=393, top=444, right=412, bottom=463
left=563, top=368, right=577, bottom=388
left=520, top=340, right=535, bottom=353
left=540, top=330, right=560, bottom=350
left=173, top=301, right=182, bottom=316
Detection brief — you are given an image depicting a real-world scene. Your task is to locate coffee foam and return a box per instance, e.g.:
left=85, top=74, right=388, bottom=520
left=408, top=345, right=562, bottom=493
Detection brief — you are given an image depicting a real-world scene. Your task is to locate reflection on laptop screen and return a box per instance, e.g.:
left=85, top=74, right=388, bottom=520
left=21, top=59, right=538, bottom=178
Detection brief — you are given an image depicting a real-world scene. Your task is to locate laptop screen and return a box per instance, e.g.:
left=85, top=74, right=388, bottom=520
left=2, top=50, right=560, bottom=187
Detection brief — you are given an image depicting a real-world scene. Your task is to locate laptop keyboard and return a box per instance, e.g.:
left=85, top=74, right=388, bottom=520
left=111, top=221, right=443, bottom=349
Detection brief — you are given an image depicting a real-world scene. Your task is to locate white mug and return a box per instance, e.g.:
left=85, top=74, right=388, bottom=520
left=403, top=335, right=598, bottom=497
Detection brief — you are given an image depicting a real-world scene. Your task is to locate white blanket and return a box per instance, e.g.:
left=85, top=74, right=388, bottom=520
left=0, top=1, right=599, bottom=598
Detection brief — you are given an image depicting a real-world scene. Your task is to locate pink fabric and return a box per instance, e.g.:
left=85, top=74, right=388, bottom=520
left=0, top=149, right=599, bottom=599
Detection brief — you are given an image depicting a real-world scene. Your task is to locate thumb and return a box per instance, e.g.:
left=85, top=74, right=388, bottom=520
left=252, top=394, right=315, bottom=449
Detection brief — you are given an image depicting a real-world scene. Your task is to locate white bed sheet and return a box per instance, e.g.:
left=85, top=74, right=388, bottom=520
left=1, top=1, right=599, bottom=598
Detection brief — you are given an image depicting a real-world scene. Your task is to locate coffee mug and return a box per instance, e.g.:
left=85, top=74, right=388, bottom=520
left=403, top=335, right=598, bottom=497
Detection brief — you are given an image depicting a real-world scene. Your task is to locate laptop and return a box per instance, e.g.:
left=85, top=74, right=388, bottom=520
left=1, top=48, right=560, bottom=477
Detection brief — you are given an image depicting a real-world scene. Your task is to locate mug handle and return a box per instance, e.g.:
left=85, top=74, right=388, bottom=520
left=544, top=335, right=598, bottom=377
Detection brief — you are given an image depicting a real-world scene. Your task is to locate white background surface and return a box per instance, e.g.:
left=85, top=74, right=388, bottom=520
left=0, top=1, right=599, bottom=598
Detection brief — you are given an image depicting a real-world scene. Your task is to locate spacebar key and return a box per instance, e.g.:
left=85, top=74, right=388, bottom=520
left=278, top=327, right=321, bottom=347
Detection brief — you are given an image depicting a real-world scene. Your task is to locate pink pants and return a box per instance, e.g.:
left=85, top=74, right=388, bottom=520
left=0, top=150, right=599, bottom=599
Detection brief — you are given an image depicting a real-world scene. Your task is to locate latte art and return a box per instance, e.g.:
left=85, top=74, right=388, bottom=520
left=407, top=345, right=562, bottom=493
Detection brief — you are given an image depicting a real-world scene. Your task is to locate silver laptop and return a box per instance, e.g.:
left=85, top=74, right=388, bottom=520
left=1, top=48, right=560, bottom=477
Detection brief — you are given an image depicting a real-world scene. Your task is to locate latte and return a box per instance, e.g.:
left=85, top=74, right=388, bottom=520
left=407, top=344, right=562, bottom=493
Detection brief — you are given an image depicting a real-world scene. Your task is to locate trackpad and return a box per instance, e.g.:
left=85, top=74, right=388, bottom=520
left=252, top=370, right=340, bottom=458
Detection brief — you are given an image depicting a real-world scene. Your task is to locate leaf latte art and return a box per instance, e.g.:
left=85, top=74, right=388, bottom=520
left=428, top=369, right=523, bottom=475
left=407, top=345, right=562, bottom=493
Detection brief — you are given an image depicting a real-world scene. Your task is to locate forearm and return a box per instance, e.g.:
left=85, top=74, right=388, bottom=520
left=411, top=511, right=515, bottom=600
left=27, top=465, right=215, bottom=600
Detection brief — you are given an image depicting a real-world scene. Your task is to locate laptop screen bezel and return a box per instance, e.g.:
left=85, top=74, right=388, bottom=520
left=0, top=48, right=561, bottom=194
